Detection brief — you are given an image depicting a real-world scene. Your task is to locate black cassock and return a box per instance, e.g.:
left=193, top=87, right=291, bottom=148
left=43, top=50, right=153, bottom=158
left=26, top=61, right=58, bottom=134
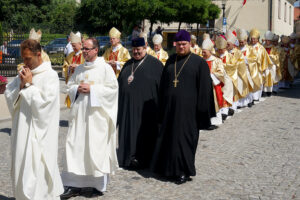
left=151, top=53, right=215, bottom=177
left=117, top=55, right=163, bottom=168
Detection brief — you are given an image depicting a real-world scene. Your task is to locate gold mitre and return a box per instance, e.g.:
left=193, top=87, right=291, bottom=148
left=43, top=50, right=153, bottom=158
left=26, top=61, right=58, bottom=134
left=70, top=31, right=81, bottom=43
left=139, top=32, right=148, bottom=42
left=152, top=34, right=163, bottom=44
left=29, top=28, right=42, bottom=43
left=203, top=33, right=210, bottom=40
left=281, top=36, right=290, bottom=44
left=202, top=38, right=214, bottom=51
left=226, top=30, right=236, bottom=44
left=249, top=28, right=260, bottom=39
left=109, top=27, right=121, bottom=39
left=264, top=31, right=274, bottom=41
left=216, top=36, right=227, bottom=49
left=272, top=34, right=279, bottom=42
left=237, top=28, right=248, bottom=40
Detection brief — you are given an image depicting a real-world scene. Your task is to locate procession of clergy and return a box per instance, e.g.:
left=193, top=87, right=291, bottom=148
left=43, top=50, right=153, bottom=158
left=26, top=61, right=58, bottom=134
left=4, top=26, right=300, bottom=200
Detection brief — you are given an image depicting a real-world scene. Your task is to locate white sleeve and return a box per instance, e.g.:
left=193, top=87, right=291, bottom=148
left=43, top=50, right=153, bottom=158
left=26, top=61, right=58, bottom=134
left=210, top=73, right=221, bottom=85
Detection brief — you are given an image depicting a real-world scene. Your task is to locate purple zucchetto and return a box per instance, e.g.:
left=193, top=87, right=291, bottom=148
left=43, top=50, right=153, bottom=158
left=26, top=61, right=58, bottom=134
left=132, top=37, right=146, bottom=47
left=175, top=30, right=191, bottom=42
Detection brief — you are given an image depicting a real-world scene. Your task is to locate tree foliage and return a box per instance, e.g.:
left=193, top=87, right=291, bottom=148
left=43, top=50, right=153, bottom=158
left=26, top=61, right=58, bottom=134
left=0, top=0, right=220, bottom=34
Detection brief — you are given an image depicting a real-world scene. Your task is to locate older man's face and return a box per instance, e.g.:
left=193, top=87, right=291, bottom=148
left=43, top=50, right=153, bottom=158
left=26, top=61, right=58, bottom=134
left=265, top=40, right=272, bottom=46
left=82, top=39, right=98, bottom=62
left=202, top=49, right=211, bottom=60
left=72, top=42, right=82, bottom=52
left=227, top=42, right=234, bottom=51
left=239, top=40, right=247, bottom=47
left=132, top=46, right=146, bottom=60
left=110, top=37, right=120, bottom=47
left=250, top=37, right=258, bottom=45
left=176, top=41, right=191, bottom=56
left=154, top=44, right=161, bottom=52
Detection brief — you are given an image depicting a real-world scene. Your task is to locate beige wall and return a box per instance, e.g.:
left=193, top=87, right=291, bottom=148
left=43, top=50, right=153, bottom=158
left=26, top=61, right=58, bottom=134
left=213, top=0, right=295, bottom=36
left=273, top=0, right=295, bottom=35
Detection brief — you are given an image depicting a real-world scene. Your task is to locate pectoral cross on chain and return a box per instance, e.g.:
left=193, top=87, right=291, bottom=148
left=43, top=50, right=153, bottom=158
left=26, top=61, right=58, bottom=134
left=173, top=79, right=179, bottom=88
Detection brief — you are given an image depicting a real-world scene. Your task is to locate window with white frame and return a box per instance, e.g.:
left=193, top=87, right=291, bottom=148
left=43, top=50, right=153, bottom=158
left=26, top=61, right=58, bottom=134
left=278, top=0, right=281, bottom=19
left=284, top=2, right=287, bottom=22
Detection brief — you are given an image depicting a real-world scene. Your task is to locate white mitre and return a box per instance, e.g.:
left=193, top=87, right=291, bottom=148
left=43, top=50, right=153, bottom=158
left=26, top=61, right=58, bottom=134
left=226, top=30, right=237, bottom=44
left=264, top=31, right=274, bottom=40
left=70, top=31, right=81, bottom=43
left=29, top=28, right=42, bottom=43
left=237, top=29, right=248, bottom=41
left=152, top=34, right=163, bottom=45
left=202, top=38, right=214, bottom=51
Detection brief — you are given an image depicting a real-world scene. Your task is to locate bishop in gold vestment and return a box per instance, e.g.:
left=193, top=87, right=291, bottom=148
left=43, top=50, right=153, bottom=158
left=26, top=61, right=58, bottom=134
left=62, top=32, right=85, bottom=108
left=103, top=27, right=131, bottom=77
left=152, top=34, right=169, bottom=65
left=249, top=28, right=272, bottom=100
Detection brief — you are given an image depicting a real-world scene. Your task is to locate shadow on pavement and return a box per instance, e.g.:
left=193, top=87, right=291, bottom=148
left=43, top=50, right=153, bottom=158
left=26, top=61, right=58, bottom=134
left=276, top=76, right=300, bottom=99
left=0, top=194, right=15, bottom=200
left=0, top=128, right=11, bottom=136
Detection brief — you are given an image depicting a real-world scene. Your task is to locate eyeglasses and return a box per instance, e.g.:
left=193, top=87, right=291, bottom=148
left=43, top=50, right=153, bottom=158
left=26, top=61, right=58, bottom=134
left=81, top=47, right=95, bottom=51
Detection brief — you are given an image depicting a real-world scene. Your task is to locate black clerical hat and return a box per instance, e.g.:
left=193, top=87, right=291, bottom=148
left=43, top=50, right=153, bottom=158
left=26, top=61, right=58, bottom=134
left=132, top=37, right=145, bottom=47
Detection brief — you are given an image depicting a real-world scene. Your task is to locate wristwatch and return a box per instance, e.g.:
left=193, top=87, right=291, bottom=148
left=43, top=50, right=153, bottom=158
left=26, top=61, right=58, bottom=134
left=25, top=82, right=32, bottom=88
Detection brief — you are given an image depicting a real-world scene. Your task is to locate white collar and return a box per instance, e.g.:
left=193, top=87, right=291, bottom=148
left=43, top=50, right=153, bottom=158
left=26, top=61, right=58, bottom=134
left=240, top=46, right=246, bottom=51
left=112, top=44, right=121, bottom=52
left=75, top=50, right=81, bottom=56
left=206, top=55, right=215, bottom=61
left=31, top=61, right=52, bottom=75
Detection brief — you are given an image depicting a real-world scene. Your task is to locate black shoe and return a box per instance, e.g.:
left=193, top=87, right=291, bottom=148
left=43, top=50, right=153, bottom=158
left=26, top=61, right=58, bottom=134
left=60, top=187, right=81, bottom=199
left=80, top=188, right=103, bottom=198
left=129, top=158, right=141, bottom=169
left=207, top=125, right=218, bottom=130
left=222, top=114, right=227, bottom=121
left=175, top=175, right=187, bottom=185
left=228, top=108, right=235, bottom=116
left=266, top=92, right=272, bottom=97
left=272, top=91, right=277, bottom=95
left=252, top=101, right=255, bottom=105
left=247, top=102, right=252, bottom=108
left=237, top=106, right=242, bottom=109
left=261, top=92, right=267, bottom=97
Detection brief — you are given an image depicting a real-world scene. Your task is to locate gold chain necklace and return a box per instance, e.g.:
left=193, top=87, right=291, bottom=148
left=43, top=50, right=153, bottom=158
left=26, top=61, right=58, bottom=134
left=173, top=53, right=191, bottom=87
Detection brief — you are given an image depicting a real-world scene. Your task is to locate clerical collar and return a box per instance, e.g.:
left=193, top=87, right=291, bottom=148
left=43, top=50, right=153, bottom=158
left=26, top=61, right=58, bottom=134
left=228, top=49, right=233, bottom=53
left=206, top=55, right=214, bottom=61
left=75, top=50, right=81, bottom=56
left=252, top=43, right=258, bottom=48
left=240, top=46, right=246, bottom=51
left=85, top=57, right=98, bottom=66
left=155, top=49, right=161, bottom=54
left=112, top=44, right=121, bottom=52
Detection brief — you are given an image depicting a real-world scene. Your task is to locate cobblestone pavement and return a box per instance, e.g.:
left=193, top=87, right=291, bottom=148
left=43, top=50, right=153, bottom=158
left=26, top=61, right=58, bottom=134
left=0, top=77, right=300, bottom=200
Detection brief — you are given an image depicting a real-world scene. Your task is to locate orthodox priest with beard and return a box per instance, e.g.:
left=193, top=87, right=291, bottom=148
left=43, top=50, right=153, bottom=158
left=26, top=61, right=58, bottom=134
left=117, top=37, right=163, bottom=169
left=151, top=30, right=215, bottom=184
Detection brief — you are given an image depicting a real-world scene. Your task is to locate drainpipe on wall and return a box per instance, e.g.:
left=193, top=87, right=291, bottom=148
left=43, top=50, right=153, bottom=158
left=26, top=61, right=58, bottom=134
left=270, top=0, right=273, bottom=31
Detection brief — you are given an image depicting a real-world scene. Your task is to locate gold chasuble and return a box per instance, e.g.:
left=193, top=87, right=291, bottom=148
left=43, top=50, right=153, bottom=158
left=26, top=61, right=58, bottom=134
left=146, top=46, right=157, bottom=57
left=62, top=51, right=85, bottom=107
left=155, top=48, right=169, bottom=66
left=264, top=45, right=281, bottom=86
left=229, top=48, right=249, bottom=98
left=216, top=50, right=240, bottom=102
left=206, top=55, right=233, bottom=112
left=251, top=43, right=272, bottom=85
left=279, top=48, right=294, bottom=82
left=190, top=45, right=202, bottom=56
left=103, top=44, right=131, bottom=77
left=240, top=45, right=261, bottom=92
